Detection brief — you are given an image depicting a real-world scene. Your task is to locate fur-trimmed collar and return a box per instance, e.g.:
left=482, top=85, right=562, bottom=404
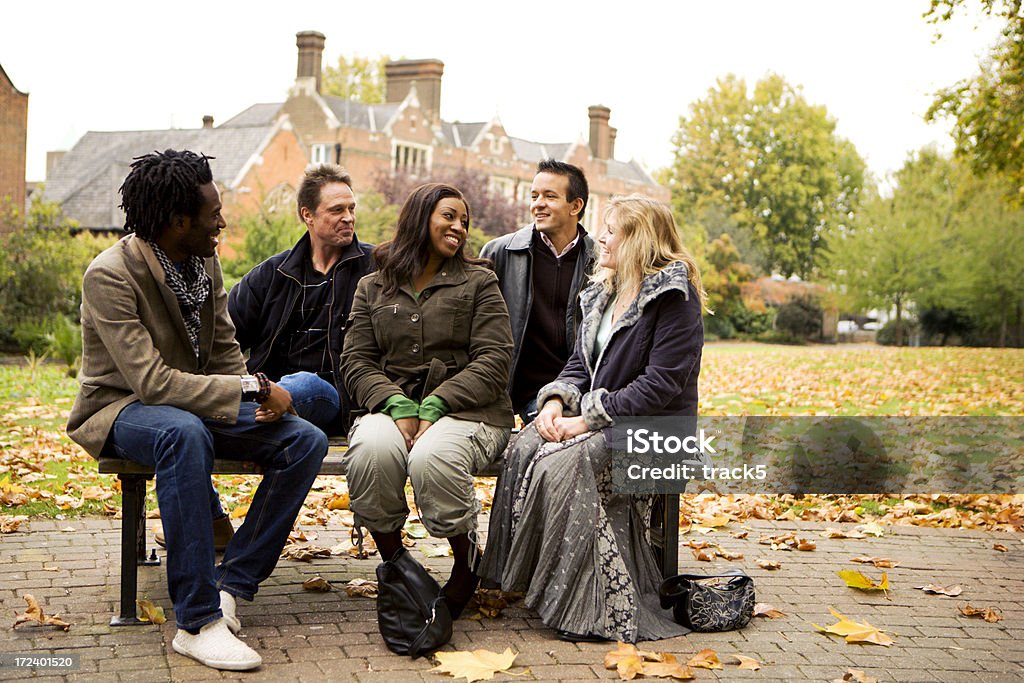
left=577, top=261, right=692, bottom=376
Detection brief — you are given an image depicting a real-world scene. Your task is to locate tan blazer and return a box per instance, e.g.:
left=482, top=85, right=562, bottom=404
left=67, top=235, right=247, bottom=458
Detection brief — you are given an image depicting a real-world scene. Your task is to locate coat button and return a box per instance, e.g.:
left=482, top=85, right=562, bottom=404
left=421, top=291, right=431, bottom=300
left=410, top=313, right=420, bottom=322
left=412, top=343, right=421, bottom=353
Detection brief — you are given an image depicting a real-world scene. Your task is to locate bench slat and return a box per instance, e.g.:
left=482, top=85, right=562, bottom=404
left=98, top=444, right=504, bottom=477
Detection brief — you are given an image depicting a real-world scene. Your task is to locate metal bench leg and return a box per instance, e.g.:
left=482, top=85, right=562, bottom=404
left=111, top=473, right=158, bottom=626
left=659, top=493, right=679, bottom=578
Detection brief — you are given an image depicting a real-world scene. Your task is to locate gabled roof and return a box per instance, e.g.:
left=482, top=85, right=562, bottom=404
left=509, top=138, right=571, bottom=164
left=322, top=97, right=400, bottom=132
left=440, top=121, right=487, bottom=148
left=0, top=63, right=28, bottom=96
left=43, top=124, right=279, bottom=231
left=607, top=159, right=657, bottom=185
left=219, top=103, right=283, bottom=127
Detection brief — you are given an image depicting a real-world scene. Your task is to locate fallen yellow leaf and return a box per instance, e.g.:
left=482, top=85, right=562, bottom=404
left=812, top=608, right=893, bottom=646
left=327, top=493, right=349, bottom=510
left=731, top=654, right=760, bottom=670
left=302, top=576, right=332, bottom=592
left=229, top=504, right=249, bottom=519
left=837, top=569, right=890, bottom=593
left=13, top=594, right=71, bottom=631
left=959, top=603, right=1002, bottom=623
left=642, top=652, right=695, bottom=679
left=687, top=648, right=722, bottom=669
left=753, top=603, right=786, bottom=619
left=431, top=647, right=518, bottom=682
left=616, top=654, right=644, bottom=680
left=850, top=556, right=899, bottom=568
left=136, top=599, right=166, bottom=624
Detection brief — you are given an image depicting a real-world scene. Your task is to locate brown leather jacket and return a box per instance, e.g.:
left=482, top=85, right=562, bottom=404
left=341, top=259, right=514, bottom=428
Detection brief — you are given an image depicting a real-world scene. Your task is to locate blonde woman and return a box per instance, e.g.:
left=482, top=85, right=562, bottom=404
left=480, top=195, right=707, bottom=643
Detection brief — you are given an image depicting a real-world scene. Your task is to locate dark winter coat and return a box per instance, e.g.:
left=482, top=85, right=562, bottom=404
left=227, top=232, right=374, bottom=429
left=537, top=260, right=703, bottom=429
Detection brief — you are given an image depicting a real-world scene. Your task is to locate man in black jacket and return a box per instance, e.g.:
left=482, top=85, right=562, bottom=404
left=480, top=160, right=595, bottom=423
left=228, top=164, right=374, bottom=434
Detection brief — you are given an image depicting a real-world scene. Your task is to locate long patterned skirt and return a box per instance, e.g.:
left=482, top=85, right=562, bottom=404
left=480, top=425, right=688, bottom=642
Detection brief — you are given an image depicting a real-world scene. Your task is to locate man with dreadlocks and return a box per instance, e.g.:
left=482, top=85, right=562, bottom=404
left=67, top=149, right=328, bottom=671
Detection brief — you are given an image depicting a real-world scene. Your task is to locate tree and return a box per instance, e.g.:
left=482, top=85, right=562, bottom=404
left=321, top=55, right=389, bottom=103
left=833, top=148, right=1024, bottom=347
left=831, top=150, right=952, bottom=346
left=0, top=194, right=114, bottom=349
left=926, top=0, right=1024, bottom=198
left=933, top=167, right=1024, bottom=346
left=375, top=166, right=527, bottom=237
left=669, top=74, right=866, bottom=279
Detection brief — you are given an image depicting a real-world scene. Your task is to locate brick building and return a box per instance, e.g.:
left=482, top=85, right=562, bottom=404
left=43, top=116, right=307, bottom=248
left=44, top=29, right=667, bottom=240
left=0, top=63, right=28, bottom=221
left=226, top=31, right=668, bottom=232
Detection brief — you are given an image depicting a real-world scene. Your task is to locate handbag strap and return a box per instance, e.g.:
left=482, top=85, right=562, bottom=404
left=407, top=596, right=447, bottom=659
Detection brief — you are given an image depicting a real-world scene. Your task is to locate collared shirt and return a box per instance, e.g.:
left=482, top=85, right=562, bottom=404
left=538, top=229, right=582, bottom=258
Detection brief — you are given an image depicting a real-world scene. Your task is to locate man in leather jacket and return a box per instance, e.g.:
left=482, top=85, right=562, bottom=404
left=479, top=160, right=595, bottom=423
left=229, top=164, right=375, bottom=435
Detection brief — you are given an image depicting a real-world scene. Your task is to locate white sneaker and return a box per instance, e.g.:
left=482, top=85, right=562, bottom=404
left=172, top=618, right=261, bottom=671
left=219, top=590, right=241, bottom=634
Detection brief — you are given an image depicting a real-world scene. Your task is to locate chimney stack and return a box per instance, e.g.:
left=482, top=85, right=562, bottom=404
left=588, top=105, right=611, bottom=160
left=202, top=115, right=214, bottom=129
left=385, top=59, right=444, bottom=120
left=296, top=31, right=326, bottom=94
left=608, top=127, right=617, bottom=159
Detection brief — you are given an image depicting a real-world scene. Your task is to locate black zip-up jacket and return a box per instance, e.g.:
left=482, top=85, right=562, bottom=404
left=228, top=232, right=375, bottom=430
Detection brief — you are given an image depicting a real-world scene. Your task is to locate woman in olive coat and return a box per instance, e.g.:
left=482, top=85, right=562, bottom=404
left=341, top=183, right=514, bottom=618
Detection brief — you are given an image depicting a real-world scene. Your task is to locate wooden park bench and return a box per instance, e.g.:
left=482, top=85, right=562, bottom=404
left=98, top=437, right=680, bottom=625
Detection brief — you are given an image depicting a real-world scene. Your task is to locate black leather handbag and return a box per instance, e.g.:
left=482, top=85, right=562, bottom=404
left=376, top=547, right=453, bottom=658
left=658, top=569, right=755, bottom=632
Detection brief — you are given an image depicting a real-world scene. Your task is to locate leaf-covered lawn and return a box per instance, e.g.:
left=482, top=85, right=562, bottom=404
left=701, top=343, right=1024, bottom=416
left=1, top=344, right=1022, bottom=523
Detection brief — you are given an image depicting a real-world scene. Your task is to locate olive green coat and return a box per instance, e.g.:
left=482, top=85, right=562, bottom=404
left=341, top=259, right=514, bottom=428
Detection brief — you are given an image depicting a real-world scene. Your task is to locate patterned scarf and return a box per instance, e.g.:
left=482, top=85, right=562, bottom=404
left=147, top=241, right=210, bottom=358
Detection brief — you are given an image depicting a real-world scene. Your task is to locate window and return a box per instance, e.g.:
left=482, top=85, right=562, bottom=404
left=263, top=184, right=296, bottom=215
left=310, top=144, right=328, bottom=164
left=392, top=142, right=431, bottom=176
left=489, top=176, right=515, bottom=199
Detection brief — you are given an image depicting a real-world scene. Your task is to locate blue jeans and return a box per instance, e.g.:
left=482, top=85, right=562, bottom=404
left=200, top=372, right=338, bottom=523
left=278, top=371, right=340, bottom=430
left=110, top=401, right=327, bottom=631
left=517, top=398, right=539, bottom=425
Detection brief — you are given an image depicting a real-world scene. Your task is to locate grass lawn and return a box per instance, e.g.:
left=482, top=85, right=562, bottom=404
left=1, top=343, right=1022, bottom=521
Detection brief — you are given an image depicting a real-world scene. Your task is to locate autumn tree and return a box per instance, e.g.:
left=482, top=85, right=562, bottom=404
left=834, top=149, right=1024, bottom=347
left=321, top=55, right=389, bottom=103
left=831, top=150, right=952, bottom=346
left=926, top=0, right=1024, bottom=198
left=669, top=73, right=866, bottom=279
left=375, top=166, right=527, bottom=238
left=931, top=168, right=1024, bottom=346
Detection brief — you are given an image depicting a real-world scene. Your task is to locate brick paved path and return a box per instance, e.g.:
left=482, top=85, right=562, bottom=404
left=1, top=518, right=1021, bottom=682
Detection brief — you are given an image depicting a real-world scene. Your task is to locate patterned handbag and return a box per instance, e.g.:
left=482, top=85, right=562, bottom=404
left=658, top=569, right=755, bottom=632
